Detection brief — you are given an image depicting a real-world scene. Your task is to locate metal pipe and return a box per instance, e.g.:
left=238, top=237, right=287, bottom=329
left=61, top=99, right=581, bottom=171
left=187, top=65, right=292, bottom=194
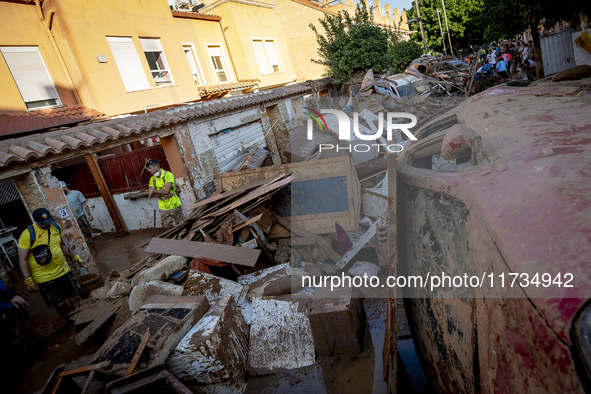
left=441, top=0, right=453, bottom=56
left=436, top=9, right=447, bottom=55
left=414, top=1, right=428, bottom=54
left=34, top=0, right=82, bottom=105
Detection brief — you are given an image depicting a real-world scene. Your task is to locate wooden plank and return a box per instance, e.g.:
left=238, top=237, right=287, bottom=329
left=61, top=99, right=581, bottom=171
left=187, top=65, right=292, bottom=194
left=80, top=370, right=96, bottom=394
left=277, top=237, right=315, bottom=246
left=144, top=238, right=261, bottom=267
left=272, top=213, right=341, bottom=263
left=187, top=173, right=287, bottom=212
left=205, top=175, right=294, bottom=218
left=384, top=152, right=397, bottom=391
left=267, top=223, right=291, bottom=239
left=85, top=154, right=128, bottom=236
left=58, top=361, right=113, bottom=377
left=216, top=163, right=291, bottom=192
left=335, top=216, right=386, bottom=271
left=232, top=214, right=263, bottom=232
left=127, top=331, right=151, bottom=376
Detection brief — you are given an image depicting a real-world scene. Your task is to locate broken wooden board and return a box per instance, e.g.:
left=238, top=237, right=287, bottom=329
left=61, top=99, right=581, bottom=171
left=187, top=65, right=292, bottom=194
left=204, top=175, right=295, bottom=218
left=266, top=223, right=291, bottom=239
left=144, top=238, right=261, bottom=267
left=273, top=213, right=341, bottom=263
left=187, top=173, right=288, bottom=212
left=356, top=157, right=387, bottom=182
left=217, top=156, right=360, bottom=234
left=127, top=330, right=151, bottom=376
left=233, top=214, right=263, bottom=232
left=90, top=295, right=210, bottom=377
left=74, top=298, right=126, bottom=346
left=216, top=163, right=291, bottom=192
left=361, top=189, right=388, bottom=219
left=335, top=216, right=386, bottom=271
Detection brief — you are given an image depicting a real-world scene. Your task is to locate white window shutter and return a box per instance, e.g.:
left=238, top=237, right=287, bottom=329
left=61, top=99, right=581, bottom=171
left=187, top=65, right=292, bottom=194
left=139, top=38, right=164, bottom=52
left=0, top=47, right=60, bottom=103
left=264, top=40, right=280, bottom=71
left=207, top=46, right=222, bottom=58
left=253, top=41, right=270, bottom=75
left=184, top=49, right=198, bottom=75
left=107, top=37, right=150, bottom=92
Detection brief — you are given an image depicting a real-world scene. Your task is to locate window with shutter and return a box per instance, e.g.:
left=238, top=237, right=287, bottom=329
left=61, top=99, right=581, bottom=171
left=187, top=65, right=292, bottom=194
left=207, top=45, right=230, bottom=83
left=0, top=47, right=61, bottom=109
left=263, top=40, right=281, bottom=73
left=183, top=45, right=205, bottom=86
left=250, top=39, right=282, bottom=75
left=106, top=37, right=150, bottom=92
left=253, top=40, right=271, bottom=75
left=140, top=38, right=173, bottom=86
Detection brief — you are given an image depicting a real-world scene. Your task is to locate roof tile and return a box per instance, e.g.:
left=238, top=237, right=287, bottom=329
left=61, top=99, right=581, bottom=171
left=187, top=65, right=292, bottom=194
left=0, top=79, right=332, bottom=169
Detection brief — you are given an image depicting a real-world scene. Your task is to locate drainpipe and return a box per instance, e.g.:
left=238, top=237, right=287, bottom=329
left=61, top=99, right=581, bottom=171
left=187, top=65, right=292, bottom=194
left=35, top=0, right=82, bottom=105
left=218, top=21, right=260, bottom=86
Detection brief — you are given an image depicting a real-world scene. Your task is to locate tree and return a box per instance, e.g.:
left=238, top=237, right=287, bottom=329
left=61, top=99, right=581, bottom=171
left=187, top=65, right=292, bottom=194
left=310, top=0, right=401, bottom=84
left=484, top=0, right=591, bottom=79
left=390, top=40, right=425, bottom=73
left=405, top=0, right=487, bottom=54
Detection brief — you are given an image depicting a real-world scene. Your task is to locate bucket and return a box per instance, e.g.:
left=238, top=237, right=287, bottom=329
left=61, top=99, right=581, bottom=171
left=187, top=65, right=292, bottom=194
left=78, top=273, right=104, bottom=297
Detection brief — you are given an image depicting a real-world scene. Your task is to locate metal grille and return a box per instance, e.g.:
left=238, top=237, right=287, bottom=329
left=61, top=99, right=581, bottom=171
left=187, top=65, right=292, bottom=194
left=0, top=180, right=21, bottom=205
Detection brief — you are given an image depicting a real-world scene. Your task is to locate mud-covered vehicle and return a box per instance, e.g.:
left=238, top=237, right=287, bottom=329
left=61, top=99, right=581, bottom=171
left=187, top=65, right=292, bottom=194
left=397, top=80, right=591, bottom=393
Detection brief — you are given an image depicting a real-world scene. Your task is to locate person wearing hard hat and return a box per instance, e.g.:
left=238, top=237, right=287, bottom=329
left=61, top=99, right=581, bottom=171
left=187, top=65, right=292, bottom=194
left=17, top=208, right=85, bottom=321
left=146, top=158, right=183, bottom=227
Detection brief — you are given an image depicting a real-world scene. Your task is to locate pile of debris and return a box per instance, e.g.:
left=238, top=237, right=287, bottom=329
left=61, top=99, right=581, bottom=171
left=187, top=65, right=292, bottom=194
left=53, top=151, right=385, bottom=391
left=42, top=65, right=468, bottom=392
left=347, top=56, right=473, bottom=99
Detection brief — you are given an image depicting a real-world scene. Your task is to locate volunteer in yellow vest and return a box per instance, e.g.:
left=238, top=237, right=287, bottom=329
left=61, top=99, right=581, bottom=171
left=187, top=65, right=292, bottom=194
left=146, top=158, right=183, bottom=227
left=17, top=208, right=85, bottom=321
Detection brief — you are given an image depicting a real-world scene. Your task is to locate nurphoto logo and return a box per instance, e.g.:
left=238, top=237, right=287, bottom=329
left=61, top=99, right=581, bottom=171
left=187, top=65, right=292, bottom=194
left=304, top=108, right=419, bottom=153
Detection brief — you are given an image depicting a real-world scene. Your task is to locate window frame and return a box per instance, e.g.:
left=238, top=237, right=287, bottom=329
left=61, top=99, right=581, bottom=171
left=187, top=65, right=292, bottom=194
left=182, top=43, right=206, bottom=87
left=139, top=38, right=174, bottom=86
left=106, top=36, right=151, bottom=93
left=206, top=44, right=232, bottom=84
left=251, top=38, right=284, bottom=75
left=0, top=46, right=62, bottom=109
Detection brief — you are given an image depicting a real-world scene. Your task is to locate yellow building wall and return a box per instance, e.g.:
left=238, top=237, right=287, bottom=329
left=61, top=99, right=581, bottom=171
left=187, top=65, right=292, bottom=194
left=173, top=16, right=236, bottom=88
left=212, top=2, right=296, bottom=89
left=267, top=0, right=329, bottom=82
left=0, top=2, right=77, bottom=113
left=42, top=0, right=215, bottom=116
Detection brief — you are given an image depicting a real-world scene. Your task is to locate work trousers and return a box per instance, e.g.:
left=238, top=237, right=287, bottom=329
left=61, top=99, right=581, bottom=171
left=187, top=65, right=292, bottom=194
left=160, top=206, right=184, bottom=228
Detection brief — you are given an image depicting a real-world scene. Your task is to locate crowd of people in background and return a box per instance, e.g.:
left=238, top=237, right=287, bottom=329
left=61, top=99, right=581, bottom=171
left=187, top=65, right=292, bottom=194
left=476, top=38, right=537, bottom=81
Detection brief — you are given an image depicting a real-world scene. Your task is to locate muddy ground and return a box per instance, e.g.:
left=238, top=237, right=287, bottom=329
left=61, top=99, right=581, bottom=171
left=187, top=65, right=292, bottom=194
left=9, top=229, right=435, bottom=393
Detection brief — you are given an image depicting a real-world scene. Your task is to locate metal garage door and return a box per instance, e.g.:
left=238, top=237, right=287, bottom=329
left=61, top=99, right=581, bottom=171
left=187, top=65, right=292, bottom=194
left=210, top=121, right=266, bottom=172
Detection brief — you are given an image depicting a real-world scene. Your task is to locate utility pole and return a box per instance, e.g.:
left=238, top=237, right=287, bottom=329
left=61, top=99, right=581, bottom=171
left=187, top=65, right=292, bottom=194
left=436, top=9, right=447, bottom=55
left=414, top=0, right=428, bottom=54
left=441, top=0, right=453, bottom=56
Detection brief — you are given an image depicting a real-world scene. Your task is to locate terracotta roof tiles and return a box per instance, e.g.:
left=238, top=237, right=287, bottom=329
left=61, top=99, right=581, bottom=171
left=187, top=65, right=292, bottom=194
left=0, top=79, right=331, bottom=169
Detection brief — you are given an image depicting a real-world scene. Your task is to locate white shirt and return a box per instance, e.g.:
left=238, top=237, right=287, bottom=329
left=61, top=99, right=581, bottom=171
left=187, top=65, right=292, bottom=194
left=487, top=53, right=497, bottom=64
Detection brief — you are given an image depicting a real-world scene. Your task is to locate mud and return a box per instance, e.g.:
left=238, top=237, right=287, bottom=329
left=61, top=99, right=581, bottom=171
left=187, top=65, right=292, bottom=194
left=93, top=229, right=166, bottom=282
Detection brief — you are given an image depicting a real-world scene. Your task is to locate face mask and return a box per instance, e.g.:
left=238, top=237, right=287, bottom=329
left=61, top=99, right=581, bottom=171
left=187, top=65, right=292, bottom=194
left=154, top=170, right=161, bottom=177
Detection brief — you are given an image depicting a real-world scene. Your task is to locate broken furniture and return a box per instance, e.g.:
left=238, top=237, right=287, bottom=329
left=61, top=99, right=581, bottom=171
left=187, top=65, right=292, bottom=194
left=167, top=295, right=249, bottom=393
left=90, top=295, right=210, bottom=377
left=308, top=292, right=367, bottom=357
left=105, top=364, right=192, bottom=394
left=42, top=361, right=113, bottom=394
left=247, top=298, right=316, bottom=375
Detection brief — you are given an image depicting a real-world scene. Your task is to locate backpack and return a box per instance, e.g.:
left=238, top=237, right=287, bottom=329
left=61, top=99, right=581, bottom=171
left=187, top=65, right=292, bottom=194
left=28, top=222, right=61, bottom=266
